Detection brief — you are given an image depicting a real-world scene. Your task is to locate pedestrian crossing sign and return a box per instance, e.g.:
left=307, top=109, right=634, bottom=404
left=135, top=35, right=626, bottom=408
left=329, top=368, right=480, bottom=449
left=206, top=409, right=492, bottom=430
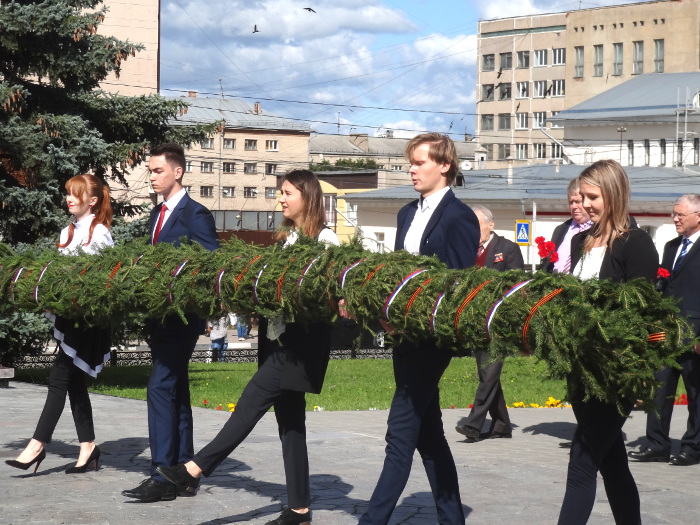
left=515, top=220, right=531, bottom=246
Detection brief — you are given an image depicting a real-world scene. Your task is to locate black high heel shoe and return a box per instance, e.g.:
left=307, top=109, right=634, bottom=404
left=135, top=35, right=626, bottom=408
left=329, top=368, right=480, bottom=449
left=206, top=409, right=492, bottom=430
left=65, top=445, right=101, bottom=474
left=5, top=449, right=46, bottom=474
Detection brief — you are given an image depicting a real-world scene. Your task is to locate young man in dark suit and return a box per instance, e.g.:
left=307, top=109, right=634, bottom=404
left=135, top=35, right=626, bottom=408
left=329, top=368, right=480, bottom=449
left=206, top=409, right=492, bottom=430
left=358, top=133, right=480, bottom=525
left=122, top=142, right=219, bottom=502
left=455, top=205, right=523, bottom=442
left=628, top=194, right=700, bottom=466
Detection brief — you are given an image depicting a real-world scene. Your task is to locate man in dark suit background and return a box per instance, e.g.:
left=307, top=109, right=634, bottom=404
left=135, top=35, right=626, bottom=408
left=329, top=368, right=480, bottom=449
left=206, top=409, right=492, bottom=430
left=546, top=178, right=592, bottom=274
left=628, top=193, right=700, bottom=466
left=122, top=142, right=219, bottom=502
left=455, top=205, right=524, bottom=442
left=359, top=133, right=480, bottom=525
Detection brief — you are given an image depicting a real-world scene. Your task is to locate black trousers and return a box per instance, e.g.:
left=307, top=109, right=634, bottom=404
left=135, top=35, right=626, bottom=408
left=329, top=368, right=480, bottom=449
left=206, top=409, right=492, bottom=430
left=193, top=348, right=310, bottom=508
left=558, top=397, right=640, bottom=525
left=33, top=350, right=95, bottom=444
left=645, top=351, right=700, bottom=456
left=460, top=349, right=511, bottom=434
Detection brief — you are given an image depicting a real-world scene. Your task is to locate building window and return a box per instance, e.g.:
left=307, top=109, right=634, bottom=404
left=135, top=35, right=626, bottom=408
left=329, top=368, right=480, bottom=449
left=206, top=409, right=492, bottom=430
left=552, top=79, right=565, bottom=97
left=223, top=162, right=236, bottom=173
left=550, top=111, right=562, bottom=128
left=654, top=39, right=664, bottom=73
left=323, top=194, right=337, bottom=226
left=482, top=84, right=494, bottom=101
left=516, top=113, right=528, bottom=130
left=244, top=162, right=257, bottom=174
left=644, top=139, right=650, bottom=166
left=498, top=113, right=511, bottom=130
left=633, top=41, right=644, bottom=74
left=628, top=140, right=635, bottom=165
left=484, top=143, right=494, bottom=161
left=551, top=143, right=563, bottom=159
left=200, top=186, right=213, bottom=198
left=183, top=185, right=192, bottom=194
left=677, top=138, right=684, bottom=166
left=201, top=162, right=213, bottom=173
left=660, top=139, right=666, bottom=165
left=694, top=137, right=699, bottom=165
left=499, top=52, right=512, bottom=70
left=391, top=165, right=403, bottom=171
left=593, top=45, right=603, bottom=77
left=533, top=112, right=546, bottom=129
left=516, top=81, right=529, bottom=98
left=265, top=140, right=278, bottom=151
left=534, top=80, right=547, bottom=98
left=346, top=202, right=358, bottom=225
left=265, top=163, right=278, bottom=175
left=200, top=137, right=214, bottom=149
left=534, top=143, right=546, bottom=159
left=482, top=54, right=495, bottom=71
left=498, top=83, right=511, bottom=100
left=244, top=139, right=257, bottom=151
left=498, top=144, right=511, bottom=160
left=223, top=138, right=236, bottom=149
left=244, top=187, right=258, bottom=198
left=517, top=51, right=530, bottom=68
left=574, top=46, right=584, bottom=78
left=222, top=186, right=235, bottom=198
left=184, top=161, right=193, bottom=172
left=265, top=187, right=276, bottom=199
left=534, top=49, right=548, bottom=67
left=481, top=114, right=494, bottom=131
left=552, top=48, right=565, bottom=65
left=515, top=143, right=528, bottom=160
left=613, top=43, right=623, bottom=76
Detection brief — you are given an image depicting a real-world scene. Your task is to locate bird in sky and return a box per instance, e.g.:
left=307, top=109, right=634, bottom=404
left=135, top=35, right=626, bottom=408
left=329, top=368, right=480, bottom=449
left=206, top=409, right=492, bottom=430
left=304, top=7, right=316, bottom=12
left=253, top=25, right=259, bottom=33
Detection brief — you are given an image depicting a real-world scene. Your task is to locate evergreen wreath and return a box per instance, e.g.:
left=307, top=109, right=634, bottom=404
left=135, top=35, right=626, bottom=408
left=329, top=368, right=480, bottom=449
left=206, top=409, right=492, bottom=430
left=0, top=236, right=693, bottom=412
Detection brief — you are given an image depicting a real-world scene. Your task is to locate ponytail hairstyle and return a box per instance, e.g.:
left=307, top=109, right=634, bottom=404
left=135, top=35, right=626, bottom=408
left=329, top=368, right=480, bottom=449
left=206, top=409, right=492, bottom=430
left=275, top=169, right=326, bottom=242
left=577, top=159, right=630, bottom=252
left=58, top=174, right=113, bottom=248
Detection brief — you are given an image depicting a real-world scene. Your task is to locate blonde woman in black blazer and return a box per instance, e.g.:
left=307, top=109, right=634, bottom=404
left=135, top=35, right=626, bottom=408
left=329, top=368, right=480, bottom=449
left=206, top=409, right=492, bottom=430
left=558, top=160, right=657, bottom=525
left=157, top=170, right=338, bottom=525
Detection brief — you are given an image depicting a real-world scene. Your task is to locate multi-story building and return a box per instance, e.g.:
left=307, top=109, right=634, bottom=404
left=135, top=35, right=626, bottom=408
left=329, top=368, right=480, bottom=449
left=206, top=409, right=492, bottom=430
left=99, top=0, right=159, bottom=96
left=476, top=0, right=700, bottom=168
left=167, top=96, right=312, bottom=232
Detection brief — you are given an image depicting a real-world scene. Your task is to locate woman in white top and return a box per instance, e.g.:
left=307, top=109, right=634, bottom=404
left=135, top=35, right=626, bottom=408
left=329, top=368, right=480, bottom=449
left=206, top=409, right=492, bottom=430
left=157, top=170, right=338, bottom=525
left=6, top=174, right=113, bottom=475
left=559, top=160, right=658, bottom=525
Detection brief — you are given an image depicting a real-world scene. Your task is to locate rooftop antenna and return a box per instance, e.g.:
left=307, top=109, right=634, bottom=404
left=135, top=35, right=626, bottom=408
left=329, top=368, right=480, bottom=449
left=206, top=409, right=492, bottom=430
left=219, top=79, right=224, bottom=99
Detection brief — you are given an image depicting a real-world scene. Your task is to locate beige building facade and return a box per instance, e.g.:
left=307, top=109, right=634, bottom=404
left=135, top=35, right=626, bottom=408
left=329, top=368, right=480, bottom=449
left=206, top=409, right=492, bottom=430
left=99, top=0, right=160, bottom=96
left=477, top=0, right=700, bottom=168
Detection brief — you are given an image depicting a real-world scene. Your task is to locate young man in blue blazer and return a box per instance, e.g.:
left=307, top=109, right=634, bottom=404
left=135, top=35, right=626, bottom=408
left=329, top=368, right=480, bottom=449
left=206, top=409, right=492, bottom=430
left=359, top=133, right=480, bottom=524
left=122, top=142, right=218, bottom=502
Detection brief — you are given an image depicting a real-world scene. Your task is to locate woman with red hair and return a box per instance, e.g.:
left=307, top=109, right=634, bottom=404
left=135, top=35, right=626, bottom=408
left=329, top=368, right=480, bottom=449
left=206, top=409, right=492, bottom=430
left=6, top=174, right=113, bottom=475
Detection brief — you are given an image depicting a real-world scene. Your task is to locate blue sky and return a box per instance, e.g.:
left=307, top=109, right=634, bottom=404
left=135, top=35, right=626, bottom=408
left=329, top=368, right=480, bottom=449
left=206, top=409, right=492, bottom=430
left=158, top=0, right=645, bottom=138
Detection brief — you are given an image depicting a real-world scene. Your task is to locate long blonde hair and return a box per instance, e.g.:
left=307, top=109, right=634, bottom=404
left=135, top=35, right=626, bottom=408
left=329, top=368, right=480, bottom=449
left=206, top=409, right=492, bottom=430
left=578, top=159, right=630, bottom=252
left=275, top=169, right=327, bottom=242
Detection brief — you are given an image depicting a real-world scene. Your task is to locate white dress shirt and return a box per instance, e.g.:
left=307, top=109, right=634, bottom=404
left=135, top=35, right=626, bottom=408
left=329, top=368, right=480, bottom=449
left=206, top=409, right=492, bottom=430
left=403, top=186, right=450, bottom=255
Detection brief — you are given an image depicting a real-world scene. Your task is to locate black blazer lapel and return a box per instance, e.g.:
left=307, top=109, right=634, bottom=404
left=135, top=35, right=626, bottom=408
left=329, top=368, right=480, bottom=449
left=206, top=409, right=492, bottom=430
left=396, top=201, right=418, bottom=251
left=672, top=236, right=699, bottom=276
left=420, top=190, right=453, bottom=252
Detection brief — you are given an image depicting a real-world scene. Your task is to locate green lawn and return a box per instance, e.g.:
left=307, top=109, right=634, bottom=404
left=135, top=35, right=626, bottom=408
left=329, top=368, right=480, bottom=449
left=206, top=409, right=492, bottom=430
left=15, top=356, right=570, bottom=411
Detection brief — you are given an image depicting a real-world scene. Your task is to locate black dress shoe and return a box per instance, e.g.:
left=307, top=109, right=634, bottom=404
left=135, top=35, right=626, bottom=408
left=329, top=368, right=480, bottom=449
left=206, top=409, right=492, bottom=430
left=559, top=441, right=573, bottom=448
left=627, top=447, right=670, bottom=462
left=669, top=451, right=700, bottom=466
left=455, top=424, right=480, bottom=440
left=488, top=431, right=512, bottom=439
left=121, top=478, right=176, bottom=502
left=265, top=508, right=312, bottom=525
left=156, top=464, right=200, bottom=495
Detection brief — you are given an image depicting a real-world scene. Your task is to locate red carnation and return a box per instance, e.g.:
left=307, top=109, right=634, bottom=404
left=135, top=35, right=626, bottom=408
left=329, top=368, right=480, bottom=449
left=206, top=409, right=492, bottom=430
left=535, top=236, right=545, bottom=244
left=549, top=252, right=559, bottom=263
left=657, top=268, right=670, bottom=279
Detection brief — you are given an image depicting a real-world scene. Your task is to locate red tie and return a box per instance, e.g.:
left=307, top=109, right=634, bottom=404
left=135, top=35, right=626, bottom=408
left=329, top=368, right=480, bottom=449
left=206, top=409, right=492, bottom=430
left=152, top=204, right=167, bottom=245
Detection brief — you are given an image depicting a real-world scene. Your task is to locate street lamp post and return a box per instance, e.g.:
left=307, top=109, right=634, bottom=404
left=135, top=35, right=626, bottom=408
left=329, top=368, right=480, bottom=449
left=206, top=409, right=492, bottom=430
left=617, top=126, right=627, bottom=163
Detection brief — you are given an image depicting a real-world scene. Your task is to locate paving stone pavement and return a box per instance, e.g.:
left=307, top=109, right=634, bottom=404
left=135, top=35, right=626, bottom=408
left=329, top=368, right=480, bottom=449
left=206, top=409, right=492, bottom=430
left=1, top=380, right=699, bottom=524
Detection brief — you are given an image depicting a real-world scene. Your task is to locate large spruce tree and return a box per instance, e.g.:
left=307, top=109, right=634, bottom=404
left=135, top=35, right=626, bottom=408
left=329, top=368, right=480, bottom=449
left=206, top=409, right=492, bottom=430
left=0, top=0, right=216, bottom=364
